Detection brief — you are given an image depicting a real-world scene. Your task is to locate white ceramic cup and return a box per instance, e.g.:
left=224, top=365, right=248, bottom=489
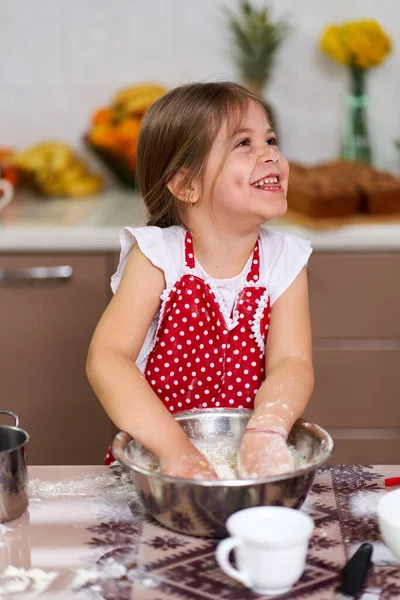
left=216, top=506, right=314, bottom=596
left=0, top=178, right=13, bottom=211
left=378, top=488, right=400, bottom=561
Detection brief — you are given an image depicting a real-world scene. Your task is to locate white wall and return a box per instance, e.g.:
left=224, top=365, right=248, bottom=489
left=1, top=0, right=399, bottom=169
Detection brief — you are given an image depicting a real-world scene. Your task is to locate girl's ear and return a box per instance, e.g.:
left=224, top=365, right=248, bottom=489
left=167, top=170, right=200, bottom=206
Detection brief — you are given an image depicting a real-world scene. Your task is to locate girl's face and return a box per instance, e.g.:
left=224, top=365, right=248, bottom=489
left=200, top=101, right=289, bottom=227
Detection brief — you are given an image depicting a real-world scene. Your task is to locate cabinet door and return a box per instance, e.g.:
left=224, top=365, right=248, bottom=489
left=0, top=254, right=114, bottom=465
left=304, top=348, right=400, bottom=464
left=305, top=348, right=400, bottom=428
left=306, top=252, right=400, bottom=464
left=308, top=253, right=400, bottom=338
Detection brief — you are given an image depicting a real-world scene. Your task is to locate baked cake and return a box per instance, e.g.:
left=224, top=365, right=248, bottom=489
left=288, top=160, right=400, bottom=217
left=288, top=163, right=360, bottom=218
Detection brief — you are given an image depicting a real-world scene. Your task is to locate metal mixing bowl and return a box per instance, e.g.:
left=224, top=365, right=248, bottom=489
left=112, top=409, right=333, bottom=538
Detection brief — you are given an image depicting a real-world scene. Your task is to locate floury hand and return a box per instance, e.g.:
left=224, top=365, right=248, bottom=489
left=161, top=451, right=218, bottom=480
left=238, top=430, right=294, bottom=478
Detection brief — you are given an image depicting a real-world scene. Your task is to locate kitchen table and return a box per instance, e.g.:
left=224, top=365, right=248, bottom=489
left=0, top=465, right=399, bottom=599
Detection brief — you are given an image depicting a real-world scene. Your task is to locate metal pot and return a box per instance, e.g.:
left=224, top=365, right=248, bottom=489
left=113, top=409, right=334, bottom=537
left=0, top=411, right=29, bottom=523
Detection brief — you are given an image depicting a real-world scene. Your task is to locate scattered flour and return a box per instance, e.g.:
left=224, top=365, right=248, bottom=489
left=71, top=565, right=123, bottom=590
left=349, top=491, right=381, bottom=518
left=0, top=473, right=143, bottom=597
left=71, top=559, right=160, bottom=594
left=0, top=565, right=57, bottom=595
left=28, top=469, right=139, bottom=505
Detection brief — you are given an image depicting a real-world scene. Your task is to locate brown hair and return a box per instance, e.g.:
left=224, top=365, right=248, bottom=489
left=136, top=81, right=268, bottom=228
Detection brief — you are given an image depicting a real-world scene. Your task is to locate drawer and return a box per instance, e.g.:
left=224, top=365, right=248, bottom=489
left=308, top=253, right=400, bottom=338
left=0, top=254, right=114, bottom=464
left=304, top=348, right=400, bottom=428
left=326, top=436, right=400, bottom=465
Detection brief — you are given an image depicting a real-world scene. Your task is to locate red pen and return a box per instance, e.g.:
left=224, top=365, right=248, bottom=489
left=385, top=477, right=400, bottom=487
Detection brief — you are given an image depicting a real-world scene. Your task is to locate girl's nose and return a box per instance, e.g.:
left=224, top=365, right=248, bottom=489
left=258, top=145, right=280, bottom=163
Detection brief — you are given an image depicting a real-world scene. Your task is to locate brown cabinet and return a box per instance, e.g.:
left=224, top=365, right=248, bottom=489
left=1, top=249, right=398, bottom=466
left=308, top=253, right=400, bottom=338
left=0, top=254, right=115, bottom=465
left=305, top=253, right=400, bottom=464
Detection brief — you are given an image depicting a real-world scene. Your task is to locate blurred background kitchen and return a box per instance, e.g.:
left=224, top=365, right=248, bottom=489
left=1, top=0, right=399, bottom=467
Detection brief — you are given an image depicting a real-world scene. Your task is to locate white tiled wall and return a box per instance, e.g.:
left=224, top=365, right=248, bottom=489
left=1, top=0, right=399, bottom=169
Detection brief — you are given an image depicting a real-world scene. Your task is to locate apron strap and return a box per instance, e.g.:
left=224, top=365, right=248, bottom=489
left=184, top=232, right=195, bottom=268
left=185, top=231, right=261, bottom=281
left=246, top=239, right=261, bottom=283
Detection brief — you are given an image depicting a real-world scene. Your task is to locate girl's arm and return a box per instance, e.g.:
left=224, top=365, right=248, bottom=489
left=238, top=267, right=314, bottom=477
left=86, top=245, right=217, bottom=478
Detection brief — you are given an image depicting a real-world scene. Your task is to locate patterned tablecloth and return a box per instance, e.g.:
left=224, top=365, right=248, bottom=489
left=0, top=465, right=399, bottom=599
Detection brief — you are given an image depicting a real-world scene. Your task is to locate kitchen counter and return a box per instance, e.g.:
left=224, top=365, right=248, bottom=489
left=0, top=465, right=399, bottom=599
left=1, top=190, right=400, bottom=252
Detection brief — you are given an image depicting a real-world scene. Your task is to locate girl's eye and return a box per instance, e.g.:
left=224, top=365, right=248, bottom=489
left=235, top=136, right=279, bottom=149
left=236, top=138, right=250, bottom=147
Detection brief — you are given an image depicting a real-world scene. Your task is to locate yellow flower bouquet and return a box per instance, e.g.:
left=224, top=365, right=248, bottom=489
left=320, top=20, right=392, bottom=163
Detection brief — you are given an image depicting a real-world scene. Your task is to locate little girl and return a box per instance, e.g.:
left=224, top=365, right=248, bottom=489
left=87, top=81, right=314, bottom=480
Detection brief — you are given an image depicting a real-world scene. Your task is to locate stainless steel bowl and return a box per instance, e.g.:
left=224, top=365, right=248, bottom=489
left=112, top=409, right=333, bottom=538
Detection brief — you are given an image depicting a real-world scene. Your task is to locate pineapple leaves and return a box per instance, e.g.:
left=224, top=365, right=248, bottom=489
left=243, top=1, right=252, bottom=17
left=224, top=1, right=290, bottom=88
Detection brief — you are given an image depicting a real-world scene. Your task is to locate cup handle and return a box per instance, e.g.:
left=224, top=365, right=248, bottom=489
left=0, top=179, right=14, bottom=211
left=216, top=537, right=251, bottom=588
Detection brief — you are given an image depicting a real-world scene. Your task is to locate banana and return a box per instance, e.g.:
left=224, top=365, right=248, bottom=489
left=48, top=147, right=73, bottom=173
left=112, top=84, right=165, bottom=106
left=58, top=162, right=86, bottom=185
left=40, top=178, right=67, bottom=196
left=14, top=151, right=46, bottom=172
left=35, top=171, right=53, bottom=185
left=14, top=140, right=104, bottom=197
left=15, top=142, right=73, bottom=173
left=120, top=91, right=165, bottom=115
left=64, top=175, right=103, bottom=197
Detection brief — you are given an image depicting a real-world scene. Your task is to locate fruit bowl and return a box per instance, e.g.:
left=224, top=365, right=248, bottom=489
left=84, top=136, right=137, bottom=190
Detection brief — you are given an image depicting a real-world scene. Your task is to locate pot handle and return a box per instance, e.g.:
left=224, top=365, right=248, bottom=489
left=0, top=410, right=19, bottom=427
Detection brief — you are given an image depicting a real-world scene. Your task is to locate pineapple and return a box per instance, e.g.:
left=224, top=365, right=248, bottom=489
left=225, top=1, right=289, bottom=128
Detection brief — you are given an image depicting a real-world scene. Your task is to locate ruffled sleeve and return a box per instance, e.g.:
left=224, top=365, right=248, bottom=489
left=263, top=231, right=312, bottom=305
left=110, top=225, right=183, bottom=294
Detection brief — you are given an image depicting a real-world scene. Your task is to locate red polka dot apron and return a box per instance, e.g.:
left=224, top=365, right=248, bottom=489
left=104, top=231, right=270, bottom=465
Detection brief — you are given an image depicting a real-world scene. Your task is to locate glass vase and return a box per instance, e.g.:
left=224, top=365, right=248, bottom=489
left=341, top=65, right=372, bottom=164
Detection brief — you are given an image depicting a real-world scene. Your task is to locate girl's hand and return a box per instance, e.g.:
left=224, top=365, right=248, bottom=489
left=160, top=451, right=218, bottom=480
left=238, top=430, right=294, bottom=479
